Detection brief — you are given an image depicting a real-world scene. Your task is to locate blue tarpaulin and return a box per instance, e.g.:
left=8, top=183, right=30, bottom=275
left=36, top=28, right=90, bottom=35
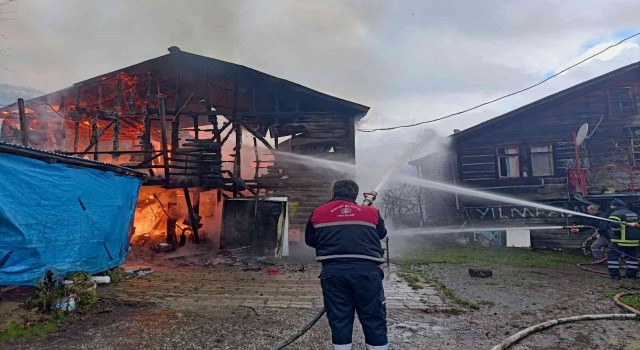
left=0, top=152, right=142, bottom=286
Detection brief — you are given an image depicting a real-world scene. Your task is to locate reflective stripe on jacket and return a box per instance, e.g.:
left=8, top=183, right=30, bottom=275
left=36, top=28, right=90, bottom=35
left=609, top=208, right=640, bottom=247
left=305, top=198, right=387, bottom=263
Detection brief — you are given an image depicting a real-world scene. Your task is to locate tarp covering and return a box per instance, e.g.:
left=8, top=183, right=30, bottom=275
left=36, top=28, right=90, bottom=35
left=0, top=152, right=142, bottom=286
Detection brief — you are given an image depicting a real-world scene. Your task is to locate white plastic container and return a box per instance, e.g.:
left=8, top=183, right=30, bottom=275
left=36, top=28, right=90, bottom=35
left=90, top=276, right=111, bottom=284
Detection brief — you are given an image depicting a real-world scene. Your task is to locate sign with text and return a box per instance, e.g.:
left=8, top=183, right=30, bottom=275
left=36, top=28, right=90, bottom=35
left=464, top=204, right=588, bottom=221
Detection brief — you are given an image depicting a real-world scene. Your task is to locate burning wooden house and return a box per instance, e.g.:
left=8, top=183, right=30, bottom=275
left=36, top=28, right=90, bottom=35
left=0, top=47, right=369, bottom=257
left=410, top=61, right=640, bottom=249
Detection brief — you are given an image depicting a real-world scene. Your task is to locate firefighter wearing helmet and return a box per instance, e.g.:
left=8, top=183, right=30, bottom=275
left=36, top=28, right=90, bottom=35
left=606, top=198, right=640, bottom=279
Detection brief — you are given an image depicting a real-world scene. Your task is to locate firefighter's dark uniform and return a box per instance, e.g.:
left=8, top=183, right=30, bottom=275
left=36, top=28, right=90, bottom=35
left=305, top=196, right=388, bottom=350
left=606, top=199, right=639, bottom=279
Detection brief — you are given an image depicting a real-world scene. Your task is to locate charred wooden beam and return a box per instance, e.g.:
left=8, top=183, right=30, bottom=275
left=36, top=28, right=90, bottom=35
left=64, top=150, right=160, bottom=156
left=73, top=88, right=81, bottom=152
left=242, top=123, right=274, bottom=150
left=91, top=117, right=99, bottom=161
left=254, top=137, right=260, bottom=179
left=233, top=121, right=242, bottom=178
left=142, top=110, right=152, bottom=152
left=212, top=115, right=221, bottom=143
left=166, top=215, right=177, bottom=246
left=146, top=72, right=151, bottom=109
left=132, top=152, right=163, bottom=168
left=218, top=121, right=231, bottom=137
left=159, top=97, right=171, bottom=181
left=193, top=113, right=199, bottom=141
left=221, top=126, right=234, bottom=145
left=17, top=98, right=28, bottom=146
left=183, top=187, right=200, bottom=244
left=58, top=95, right=65, bottom=115
left=171, top=114, right=180, bottom=154
left=113, top=79, right=122, bottom=161
left=83, top=120, right=115, bottom=154
left=73, top=121, right=80, bottom=153
left=192, top=189, right=201, bottom=228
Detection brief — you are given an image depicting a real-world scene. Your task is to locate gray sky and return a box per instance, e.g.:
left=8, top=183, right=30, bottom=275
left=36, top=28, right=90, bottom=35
left=2, top=0, right=640, bottom=160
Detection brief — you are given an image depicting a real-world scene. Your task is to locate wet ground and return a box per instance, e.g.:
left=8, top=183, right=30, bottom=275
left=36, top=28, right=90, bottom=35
left=2, top=252, right=640, bottom=349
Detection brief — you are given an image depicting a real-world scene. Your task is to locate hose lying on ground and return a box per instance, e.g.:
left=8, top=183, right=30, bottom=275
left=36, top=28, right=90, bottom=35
left=614, top=292, right=640, bottom=316
left=576, top=257, right=609, bottom=275
left=489, top=313, right=638, bottom=350
left=270, top=307, right=326, bottom=350
left=491, top=291, right=640, bottom=350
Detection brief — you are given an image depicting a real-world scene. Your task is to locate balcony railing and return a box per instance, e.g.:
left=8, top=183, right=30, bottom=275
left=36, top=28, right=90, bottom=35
left=568, top=164, right=640, bottom=195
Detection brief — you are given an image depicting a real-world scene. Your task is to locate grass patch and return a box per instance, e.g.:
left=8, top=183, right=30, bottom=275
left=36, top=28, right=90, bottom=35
left=620, top=294, right=640, bottom=310
left=520, top=308, right=535, bottom=316
left=398, top=272, right=422, bottom=290
left=601, top=291, right=617, bottom=299
left=401, top=267, right=485, bottom=311
left=105, top=268, right=126, bottom=284
left=448, top=306, right=463, bottom=315
left=0, top=311, right=71, bottom=342
left=397, top=245, right=586, bottom=269
left=478, top=300, right=495, bottom=307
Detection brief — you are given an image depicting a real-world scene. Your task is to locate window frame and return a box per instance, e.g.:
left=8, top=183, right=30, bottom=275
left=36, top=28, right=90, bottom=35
left=608, top=87, right=636, bottom=116
left=496, top=145, right=520, bottom=179
left=529, top=143, right=555, bottom=177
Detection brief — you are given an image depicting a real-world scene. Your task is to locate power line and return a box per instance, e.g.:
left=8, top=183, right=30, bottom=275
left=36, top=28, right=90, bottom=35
left=357, top=31, right=640, bottom=133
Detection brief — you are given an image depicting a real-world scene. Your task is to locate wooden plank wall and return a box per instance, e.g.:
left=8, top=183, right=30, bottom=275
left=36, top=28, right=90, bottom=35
left=455, top=77, right=640, bottom=197
left=258, top=114, right=355, bottom=241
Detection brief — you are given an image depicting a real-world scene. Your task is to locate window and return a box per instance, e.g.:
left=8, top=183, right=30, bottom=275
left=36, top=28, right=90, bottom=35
left=497, top=146, right=519, bottom=178
left=530, top=144, right=554, bottom=177
left=609, top=87, right=635, bottom=115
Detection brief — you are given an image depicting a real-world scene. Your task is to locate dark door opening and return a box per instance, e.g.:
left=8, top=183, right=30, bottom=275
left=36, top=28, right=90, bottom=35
left=221, top=199, right=287, bottom=257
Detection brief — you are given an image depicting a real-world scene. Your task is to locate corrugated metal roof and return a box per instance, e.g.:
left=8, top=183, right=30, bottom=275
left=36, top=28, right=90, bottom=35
left=0, top=141, right=145, bottom=178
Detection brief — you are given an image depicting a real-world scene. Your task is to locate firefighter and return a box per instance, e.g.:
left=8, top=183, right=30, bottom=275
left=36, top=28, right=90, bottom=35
left=305, top=180, right=388, bottom=350
left=580, top=205, right=609, bottom=261
left=606, top=199, right=639, bottom=280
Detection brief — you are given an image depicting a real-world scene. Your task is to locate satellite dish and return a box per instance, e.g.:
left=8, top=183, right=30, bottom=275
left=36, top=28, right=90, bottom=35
left=576, top=123, right=589, bottom=146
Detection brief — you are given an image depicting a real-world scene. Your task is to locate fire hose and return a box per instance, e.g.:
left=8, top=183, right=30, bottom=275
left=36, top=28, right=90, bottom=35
left=491, top=292, right=640, bottom=350
left=491, top=226, right=640, bottom=349
left=270, top=191, right=381, bottom=350
left=489, top=313, right=638, bottom=350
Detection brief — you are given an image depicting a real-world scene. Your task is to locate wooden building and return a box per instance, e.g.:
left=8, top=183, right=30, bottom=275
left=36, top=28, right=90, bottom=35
left=410, top=61, right=640, bottom=249
left=0, top=47, right=368, bottom=254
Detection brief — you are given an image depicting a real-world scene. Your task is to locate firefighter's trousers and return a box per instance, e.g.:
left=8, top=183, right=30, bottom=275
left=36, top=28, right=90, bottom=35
left=608, top=243, right=639, bottom=278
left=320, top=262, right=388, bottom=350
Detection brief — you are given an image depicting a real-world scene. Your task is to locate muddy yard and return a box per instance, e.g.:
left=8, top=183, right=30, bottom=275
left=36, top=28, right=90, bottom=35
left=2, top=246, right=640, bottom=349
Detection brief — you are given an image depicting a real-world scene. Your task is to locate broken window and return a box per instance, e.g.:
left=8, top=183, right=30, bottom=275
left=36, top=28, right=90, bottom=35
left=497, top=146, right=519, bottom=178
left=530, top=144, right=554, bottom=177
left=609, top=87, right=635, bottom=115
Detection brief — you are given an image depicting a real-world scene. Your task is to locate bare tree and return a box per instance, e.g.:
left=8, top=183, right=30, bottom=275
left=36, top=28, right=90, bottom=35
left=381, top=182, right=423, bottom=227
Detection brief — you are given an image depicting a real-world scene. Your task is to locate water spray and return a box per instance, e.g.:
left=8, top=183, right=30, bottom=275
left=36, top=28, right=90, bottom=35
left=272, top=151, right=623, bottom=225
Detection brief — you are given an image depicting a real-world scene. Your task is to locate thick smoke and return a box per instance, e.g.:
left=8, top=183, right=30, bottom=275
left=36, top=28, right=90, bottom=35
left=0, top=83, right=41, bottom=106
left=2, top=0, right=640, bottom=139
